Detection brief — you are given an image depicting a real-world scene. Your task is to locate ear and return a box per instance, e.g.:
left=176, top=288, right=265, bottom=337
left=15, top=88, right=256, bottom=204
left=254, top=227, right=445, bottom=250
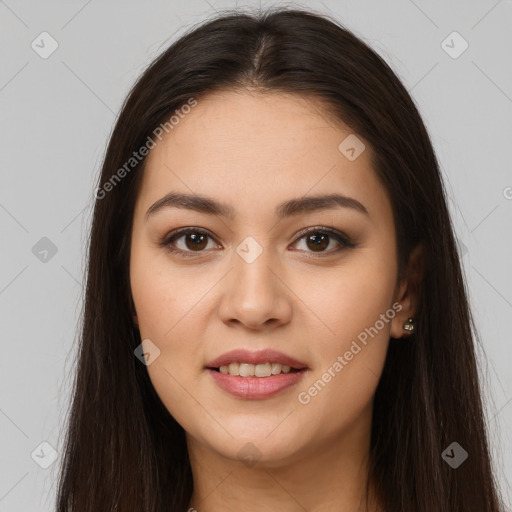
left=390, top=243, right=424, bottom=339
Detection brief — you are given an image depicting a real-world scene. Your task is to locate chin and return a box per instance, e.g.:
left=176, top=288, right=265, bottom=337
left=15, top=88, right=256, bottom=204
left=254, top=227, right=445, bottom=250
left=209, top=427, right=307, bottom=467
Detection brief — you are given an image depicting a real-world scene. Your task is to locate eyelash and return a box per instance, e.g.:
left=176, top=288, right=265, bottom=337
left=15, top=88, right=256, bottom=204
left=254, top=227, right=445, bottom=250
left=159, top=226, right=356, bottom=259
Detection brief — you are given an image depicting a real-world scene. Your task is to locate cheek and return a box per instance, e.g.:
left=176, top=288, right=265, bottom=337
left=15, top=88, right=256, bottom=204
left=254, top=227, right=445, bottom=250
left=130, top=249, right=215, bottom=426
left=307, top=250, right=397, bottom=347
left=295, top=251, right=396, bottom=412
left=130, top=245, right=206, bottom=340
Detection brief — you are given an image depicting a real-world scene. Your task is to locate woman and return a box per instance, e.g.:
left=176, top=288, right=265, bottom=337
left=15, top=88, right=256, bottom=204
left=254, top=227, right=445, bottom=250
left=56, top=7, right=503, bottom=511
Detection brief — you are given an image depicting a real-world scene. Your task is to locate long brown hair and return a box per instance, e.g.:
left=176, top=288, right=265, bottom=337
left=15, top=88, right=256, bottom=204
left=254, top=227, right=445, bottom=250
left=55, top=7, right=503, bottom=511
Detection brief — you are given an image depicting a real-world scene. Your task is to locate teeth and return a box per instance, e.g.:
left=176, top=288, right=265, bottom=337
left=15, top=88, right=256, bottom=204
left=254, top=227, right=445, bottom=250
left=217, top=362, right=295, bottom=377
left=239, top=363, right=254, bottom=377
left=254, top=362, right=271, bottom=377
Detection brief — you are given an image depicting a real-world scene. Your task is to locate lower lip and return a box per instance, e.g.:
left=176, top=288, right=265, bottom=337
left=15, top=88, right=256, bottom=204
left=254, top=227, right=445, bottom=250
left=206, top=368, right=306, bottom=399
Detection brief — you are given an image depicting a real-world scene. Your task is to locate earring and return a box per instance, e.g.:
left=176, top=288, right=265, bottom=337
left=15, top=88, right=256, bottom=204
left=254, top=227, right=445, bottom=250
left=403, top=318, right=415, bottom=333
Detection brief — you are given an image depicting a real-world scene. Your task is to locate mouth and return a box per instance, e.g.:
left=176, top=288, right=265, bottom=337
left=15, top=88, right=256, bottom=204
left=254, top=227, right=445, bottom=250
left=204, top=348, right=309, bottom=399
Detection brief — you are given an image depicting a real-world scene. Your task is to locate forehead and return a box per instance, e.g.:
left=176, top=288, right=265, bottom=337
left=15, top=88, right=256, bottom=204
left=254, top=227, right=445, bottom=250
left=136, top=89, right=391, bottom=223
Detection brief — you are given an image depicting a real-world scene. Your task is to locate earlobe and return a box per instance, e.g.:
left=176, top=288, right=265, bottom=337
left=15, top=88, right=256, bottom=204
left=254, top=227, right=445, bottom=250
left=402, top=317, right=416, bottom=333
left=390, top=243, right=424, bottom=339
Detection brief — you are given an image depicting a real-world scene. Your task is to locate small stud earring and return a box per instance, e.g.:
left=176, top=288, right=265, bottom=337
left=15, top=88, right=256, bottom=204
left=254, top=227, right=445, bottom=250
left=403, top=318, right=415, bottom=333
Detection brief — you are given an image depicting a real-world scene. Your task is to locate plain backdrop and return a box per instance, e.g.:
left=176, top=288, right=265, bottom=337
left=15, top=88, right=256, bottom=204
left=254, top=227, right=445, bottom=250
left=1, top=0, right=511, bottom=510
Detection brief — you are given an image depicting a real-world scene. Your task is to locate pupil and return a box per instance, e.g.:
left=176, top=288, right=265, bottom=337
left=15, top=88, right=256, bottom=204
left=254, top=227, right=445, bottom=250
left=307, top=233, right=328, bottom=251
left=186, top=233, right=207, bottom=251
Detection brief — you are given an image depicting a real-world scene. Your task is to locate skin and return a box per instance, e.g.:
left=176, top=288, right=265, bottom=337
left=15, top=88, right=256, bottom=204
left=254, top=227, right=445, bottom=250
left=130, top=89, right=422, bottom=512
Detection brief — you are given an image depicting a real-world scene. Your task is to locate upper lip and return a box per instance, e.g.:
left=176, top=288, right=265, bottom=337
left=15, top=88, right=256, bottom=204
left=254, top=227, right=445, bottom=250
left=205, top=349, right=308, bottom=370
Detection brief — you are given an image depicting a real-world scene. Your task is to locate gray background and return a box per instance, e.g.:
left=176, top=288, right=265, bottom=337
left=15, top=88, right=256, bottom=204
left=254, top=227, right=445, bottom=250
left=1, top=0, right=511, bottom=510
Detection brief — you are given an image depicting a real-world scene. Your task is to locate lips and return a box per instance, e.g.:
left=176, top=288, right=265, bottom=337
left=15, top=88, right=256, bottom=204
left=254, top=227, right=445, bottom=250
left=207, top=368, right=306, bottom=399
left=205, top=348, right=308, bottom=370
left=205, top=349, right=309, bottom=399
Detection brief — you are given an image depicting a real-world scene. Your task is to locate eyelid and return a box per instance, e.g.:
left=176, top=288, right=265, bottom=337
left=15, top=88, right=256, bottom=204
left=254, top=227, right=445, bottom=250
left=293, top=225, right=353, bottom=245
left=162, top=226, right=217, bottom=242
left=160, top=227, right=220, bottom=258
left=290, top=225, right=356, bottom=257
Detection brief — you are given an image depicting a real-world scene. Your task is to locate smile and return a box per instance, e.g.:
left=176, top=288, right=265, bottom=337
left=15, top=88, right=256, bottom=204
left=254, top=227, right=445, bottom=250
left=214, top=362, right=300, bottom=377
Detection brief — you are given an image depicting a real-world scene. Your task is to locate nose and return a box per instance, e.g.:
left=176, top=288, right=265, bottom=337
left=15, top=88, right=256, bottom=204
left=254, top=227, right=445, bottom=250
left=217, top=244, right=293, bottom=331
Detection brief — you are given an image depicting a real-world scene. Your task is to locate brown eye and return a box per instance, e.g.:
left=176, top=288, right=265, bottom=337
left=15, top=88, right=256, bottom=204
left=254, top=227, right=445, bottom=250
left=305, top=232, right=330, bottom=252
left=182, top=232, right=208, bottom=251
left=161, top=226, right=354, bottom=259
left=293, top=227, right=353, bottom=255
left=162, top=228, right=219, bottom=257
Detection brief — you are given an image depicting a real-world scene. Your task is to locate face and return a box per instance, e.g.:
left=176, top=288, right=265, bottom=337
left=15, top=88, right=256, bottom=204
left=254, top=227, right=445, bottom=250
left=130, top=89, right=408, bottom=467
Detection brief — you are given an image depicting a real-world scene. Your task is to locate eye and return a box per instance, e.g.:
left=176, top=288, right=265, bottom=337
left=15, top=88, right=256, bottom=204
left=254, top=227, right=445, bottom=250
left=160, top=226, right=355, bottom=258
left=160, top=228, right=219, bottom=258
left=291, top=226, right=355, bottom=256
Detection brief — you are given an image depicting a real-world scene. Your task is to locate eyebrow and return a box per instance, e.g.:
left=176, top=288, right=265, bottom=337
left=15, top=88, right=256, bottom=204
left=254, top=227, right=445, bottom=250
left=144, top=191, right=369, bottom=222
